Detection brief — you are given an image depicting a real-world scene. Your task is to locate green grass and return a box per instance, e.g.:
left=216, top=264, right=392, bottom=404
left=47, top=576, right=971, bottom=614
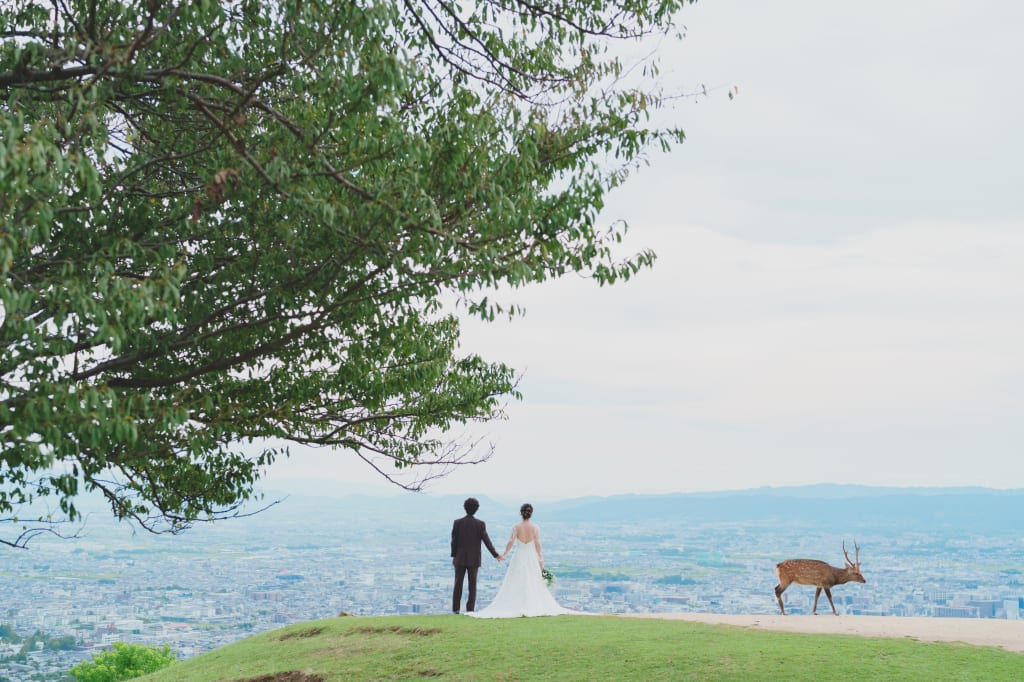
left=139, top=614, right=1023, bottom=682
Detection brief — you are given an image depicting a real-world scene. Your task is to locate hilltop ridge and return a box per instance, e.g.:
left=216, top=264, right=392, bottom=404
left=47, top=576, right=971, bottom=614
left=135, top=613, right=1024, bottom=682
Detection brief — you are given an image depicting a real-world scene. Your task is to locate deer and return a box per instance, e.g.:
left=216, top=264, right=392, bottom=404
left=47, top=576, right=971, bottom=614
left=773, top=541, right=864, bottom=615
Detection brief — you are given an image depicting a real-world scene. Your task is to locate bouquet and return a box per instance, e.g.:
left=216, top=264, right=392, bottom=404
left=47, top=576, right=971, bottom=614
left=541, top=567, right=555, bottom=587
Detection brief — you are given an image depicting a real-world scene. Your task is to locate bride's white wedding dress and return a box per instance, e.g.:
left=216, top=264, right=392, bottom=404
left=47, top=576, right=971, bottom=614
left=469, top=537, right=575, bottom=618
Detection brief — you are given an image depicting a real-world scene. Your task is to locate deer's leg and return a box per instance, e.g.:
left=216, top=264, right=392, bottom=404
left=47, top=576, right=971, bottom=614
left=824, top=587, right=838, bottom=615
left=812, top=587, right=822, bottom=614
left=774, top=583, right=787, bottom=615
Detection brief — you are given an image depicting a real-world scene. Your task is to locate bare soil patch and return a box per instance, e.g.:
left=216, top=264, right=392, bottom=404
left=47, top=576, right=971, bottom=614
left=278, top=627, right=326, bottom=641
left=347, top=625, right=441, bottom=637
left=234, top=673, right=325, bottom=682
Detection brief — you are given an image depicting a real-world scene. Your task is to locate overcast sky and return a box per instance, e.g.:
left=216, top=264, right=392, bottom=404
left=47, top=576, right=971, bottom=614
left=265, top=0, right=1024, bottom=502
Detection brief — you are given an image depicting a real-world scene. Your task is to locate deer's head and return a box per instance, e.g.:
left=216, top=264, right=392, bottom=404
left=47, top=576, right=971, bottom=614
left=843, top=540, right=866, bottom=583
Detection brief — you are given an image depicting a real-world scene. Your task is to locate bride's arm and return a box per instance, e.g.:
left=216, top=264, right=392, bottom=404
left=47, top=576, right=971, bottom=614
left=534, top=527, right=543, bottom=566
left=501, top=527, right=515, bottom=558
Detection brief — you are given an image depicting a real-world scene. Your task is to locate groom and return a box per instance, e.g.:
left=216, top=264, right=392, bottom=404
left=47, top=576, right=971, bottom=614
left=451, top=497, right=502, bottom=613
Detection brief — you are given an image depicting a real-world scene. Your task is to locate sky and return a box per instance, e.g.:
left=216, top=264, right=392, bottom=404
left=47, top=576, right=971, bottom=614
left=264, top=0, right=1024, bottom=502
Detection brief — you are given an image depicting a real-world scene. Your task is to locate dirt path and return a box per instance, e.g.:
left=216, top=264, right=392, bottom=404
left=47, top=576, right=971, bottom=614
left=618, top=613, right=1024, bottom=653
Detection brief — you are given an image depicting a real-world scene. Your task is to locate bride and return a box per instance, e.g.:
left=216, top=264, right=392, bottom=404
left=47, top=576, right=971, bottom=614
left=469, top=503, right=575, bottom=618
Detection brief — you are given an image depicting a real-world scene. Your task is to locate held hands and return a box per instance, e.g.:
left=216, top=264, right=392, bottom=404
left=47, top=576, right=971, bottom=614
left=497, top=554, right=505, bottom=561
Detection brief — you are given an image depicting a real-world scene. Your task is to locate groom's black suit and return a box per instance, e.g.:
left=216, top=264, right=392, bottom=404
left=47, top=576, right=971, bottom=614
left=451, top=513, right=499, bottom=613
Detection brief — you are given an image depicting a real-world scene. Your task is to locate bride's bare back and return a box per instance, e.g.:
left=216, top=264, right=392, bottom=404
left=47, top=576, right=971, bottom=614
left=503, top=520, right=542, bottom=565
left=513, top=520, right=538, bottom=544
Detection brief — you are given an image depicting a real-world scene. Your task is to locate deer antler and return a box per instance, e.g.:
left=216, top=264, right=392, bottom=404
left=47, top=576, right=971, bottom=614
left=843, top=540, right=855, bottom=567
left=854, top=540, right=860, bottom=566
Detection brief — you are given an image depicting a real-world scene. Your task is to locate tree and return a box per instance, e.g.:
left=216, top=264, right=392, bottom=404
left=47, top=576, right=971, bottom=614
left=0, top=622, right=20, bottom=642
left=47, top=634, right=78, bottom=651
left=69, top=642, right=176, bottom=682
left=1, top=0, right=691, bottom=547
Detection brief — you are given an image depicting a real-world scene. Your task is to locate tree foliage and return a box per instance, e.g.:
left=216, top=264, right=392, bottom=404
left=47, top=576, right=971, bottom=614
left=69, top=642, right=176, bottom=682
left=0, top=623, right=21, bottom=643
left=1, top=0, right=691, bottom=547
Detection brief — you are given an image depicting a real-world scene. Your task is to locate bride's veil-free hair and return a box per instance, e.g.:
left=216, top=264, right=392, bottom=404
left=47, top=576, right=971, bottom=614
left=520, top=503, right=533, bottom=520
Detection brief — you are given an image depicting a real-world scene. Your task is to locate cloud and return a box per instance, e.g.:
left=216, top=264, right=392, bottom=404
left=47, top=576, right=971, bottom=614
left=441, top=216, right=1023, bottom=496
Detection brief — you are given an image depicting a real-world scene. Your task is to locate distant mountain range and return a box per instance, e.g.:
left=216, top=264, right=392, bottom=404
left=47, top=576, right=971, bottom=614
left=253, top=483, right=1024, bottom=534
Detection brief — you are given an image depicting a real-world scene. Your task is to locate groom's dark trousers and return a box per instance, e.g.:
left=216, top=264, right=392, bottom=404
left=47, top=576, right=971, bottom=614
left=451, top=514, right=499, bottom=612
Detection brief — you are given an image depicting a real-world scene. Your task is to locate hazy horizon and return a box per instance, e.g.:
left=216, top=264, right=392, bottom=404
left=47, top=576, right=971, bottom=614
left=252, top=478, right=1024, bottom=504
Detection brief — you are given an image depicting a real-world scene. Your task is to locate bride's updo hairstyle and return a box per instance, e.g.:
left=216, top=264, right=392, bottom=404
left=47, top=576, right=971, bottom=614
left=520, top=503, right=533, bottom=520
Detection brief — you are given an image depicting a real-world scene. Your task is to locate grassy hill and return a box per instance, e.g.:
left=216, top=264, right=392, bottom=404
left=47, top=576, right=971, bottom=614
left=139, top=614, right=1023, bottom=681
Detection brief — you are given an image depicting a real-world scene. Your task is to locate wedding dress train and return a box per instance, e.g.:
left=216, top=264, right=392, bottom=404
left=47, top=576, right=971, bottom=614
left=468, top=538, right=575, bottom=618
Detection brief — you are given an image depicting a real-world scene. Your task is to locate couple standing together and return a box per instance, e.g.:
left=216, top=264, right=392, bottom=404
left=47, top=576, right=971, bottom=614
left=451, top=497, right=573, bottom=618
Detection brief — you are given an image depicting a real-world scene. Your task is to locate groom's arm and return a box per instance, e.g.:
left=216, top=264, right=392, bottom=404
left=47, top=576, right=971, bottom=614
left=479, top=521, right=499, bottom=558
left=451, top=520, right=459, bottom=560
